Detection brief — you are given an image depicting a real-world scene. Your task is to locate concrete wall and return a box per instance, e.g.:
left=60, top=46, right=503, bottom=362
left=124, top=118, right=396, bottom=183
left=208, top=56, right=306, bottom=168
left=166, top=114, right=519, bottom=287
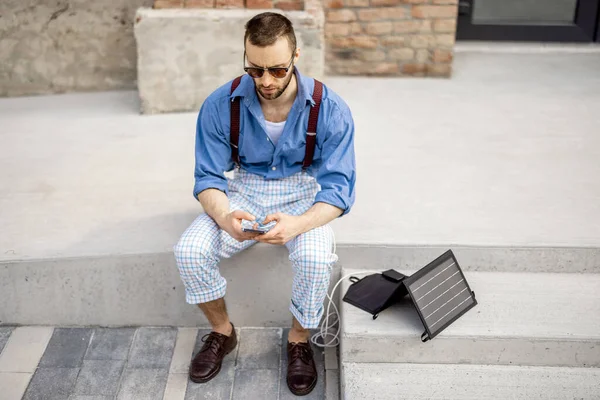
left=134, top=7, right=325, bottom=113
left=0, top=0, right=153, bottom=97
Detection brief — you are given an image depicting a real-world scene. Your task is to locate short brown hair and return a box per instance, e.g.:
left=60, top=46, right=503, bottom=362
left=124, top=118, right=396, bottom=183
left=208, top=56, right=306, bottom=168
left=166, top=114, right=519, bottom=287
left=244, top=12, right=297, bottom=51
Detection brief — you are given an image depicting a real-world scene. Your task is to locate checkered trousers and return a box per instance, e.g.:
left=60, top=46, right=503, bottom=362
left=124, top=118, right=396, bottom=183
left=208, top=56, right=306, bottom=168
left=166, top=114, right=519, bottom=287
left=174, top=168, right=338, bottom=329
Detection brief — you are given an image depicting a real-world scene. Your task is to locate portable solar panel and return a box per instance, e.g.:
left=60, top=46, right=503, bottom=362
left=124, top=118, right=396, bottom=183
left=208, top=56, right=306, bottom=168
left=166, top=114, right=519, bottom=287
left=403, top=250, right=477, bottom=342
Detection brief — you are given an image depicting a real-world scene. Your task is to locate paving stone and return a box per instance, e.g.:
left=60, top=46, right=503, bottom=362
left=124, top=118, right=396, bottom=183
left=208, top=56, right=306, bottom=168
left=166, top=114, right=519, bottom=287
left=0, top=327, right=54, bottom=373
left=325, top=369, right=340, bottom=400
left=39, top=328, right=93, bottom=368
left=85, top=328, right=135, bottom=361
left=23, top=367, right=79, bottom=400
left=236, top=328, right=282, bottom=370
left=117, top=368, right=169, bottom=400
left=0, top=327, right=14, bottom=355
left=169, top=328, right=198, bottom=374
left=279, top=328, right=326, bottom=400
left=128, top=327, right=177, bottom=369
left=163, top=373, right=188, bottom=400
left=73, top=360, right=126, bottom=396
left=232, top=369, right=279, bottom=400
left=0, top=372, right=32, bottom=400
left=184, top=360, right=235, bottom=400
left=69, top=397, right=112, bottom=400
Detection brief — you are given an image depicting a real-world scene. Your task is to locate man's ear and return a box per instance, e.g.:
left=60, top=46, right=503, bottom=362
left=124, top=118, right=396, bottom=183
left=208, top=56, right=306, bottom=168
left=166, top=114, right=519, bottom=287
left=293, top=47, right=301, bottom=64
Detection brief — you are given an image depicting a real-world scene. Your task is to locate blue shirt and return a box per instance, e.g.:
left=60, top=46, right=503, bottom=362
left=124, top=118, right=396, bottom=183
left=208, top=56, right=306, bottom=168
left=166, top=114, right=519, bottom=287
left=193, top=68, right=356, bottom=216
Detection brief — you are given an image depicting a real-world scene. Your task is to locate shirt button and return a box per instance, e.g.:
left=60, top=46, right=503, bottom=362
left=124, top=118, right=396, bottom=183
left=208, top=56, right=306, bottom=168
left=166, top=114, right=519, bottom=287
left=272, top=166, right=277, bottom=171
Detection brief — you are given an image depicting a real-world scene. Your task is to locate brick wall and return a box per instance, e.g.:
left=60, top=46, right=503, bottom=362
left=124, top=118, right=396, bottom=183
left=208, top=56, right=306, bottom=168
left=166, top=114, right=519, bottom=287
left=325, top=0, right=457, bottom=77
left=154, top=0, right=304, bottom=11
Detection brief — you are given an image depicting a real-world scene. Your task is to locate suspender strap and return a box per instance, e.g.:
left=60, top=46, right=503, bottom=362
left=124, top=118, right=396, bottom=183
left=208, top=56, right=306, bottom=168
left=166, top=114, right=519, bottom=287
left=230, top=76, right=243, bottom=167
left=303, top=79, right=323, bottom=170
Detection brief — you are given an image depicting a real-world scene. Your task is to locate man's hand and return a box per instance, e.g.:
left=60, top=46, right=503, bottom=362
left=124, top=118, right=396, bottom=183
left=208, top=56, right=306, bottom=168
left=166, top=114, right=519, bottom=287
left=218, top=210, right=261, bottom=243
left=255, top=213, right=307, bottom=245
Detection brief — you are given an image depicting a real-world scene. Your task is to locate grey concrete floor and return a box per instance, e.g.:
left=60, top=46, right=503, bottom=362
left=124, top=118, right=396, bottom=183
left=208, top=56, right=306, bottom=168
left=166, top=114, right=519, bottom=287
left=0, top=326, right=334, bottom=400
left=1, top=51, right=600, bottom=262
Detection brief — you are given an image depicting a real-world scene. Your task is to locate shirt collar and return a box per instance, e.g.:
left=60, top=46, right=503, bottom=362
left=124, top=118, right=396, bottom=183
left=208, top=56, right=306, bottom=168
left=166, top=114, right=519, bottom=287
left=229, top=67, right=315, bottom=106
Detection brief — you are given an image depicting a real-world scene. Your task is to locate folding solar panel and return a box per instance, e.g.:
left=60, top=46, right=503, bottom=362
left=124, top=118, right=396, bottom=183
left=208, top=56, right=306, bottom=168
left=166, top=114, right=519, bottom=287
left=403, top=250, right=477, bottom=342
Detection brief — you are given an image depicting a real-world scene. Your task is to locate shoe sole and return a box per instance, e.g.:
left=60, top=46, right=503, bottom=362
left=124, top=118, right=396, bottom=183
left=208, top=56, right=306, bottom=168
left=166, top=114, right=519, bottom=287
left=189, top=346, right=235, bottom=384
left=287, top=376, right=318, bottom=397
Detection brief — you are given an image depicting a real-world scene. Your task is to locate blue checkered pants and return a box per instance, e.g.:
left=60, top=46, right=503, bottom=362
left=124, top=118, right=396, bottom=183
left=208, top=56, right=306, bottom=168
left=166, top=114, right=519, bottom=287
left=174, top=169, right=338, bottom=329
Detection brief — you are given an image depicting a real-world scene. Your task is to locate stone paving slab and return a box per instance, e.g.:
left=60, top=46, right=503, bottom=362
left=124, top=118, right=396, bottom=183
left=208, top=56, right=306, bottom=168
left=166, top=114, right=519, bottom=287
left=0, top=326, right=332, bottom=400
left=0, top=326, right=14, bottom=354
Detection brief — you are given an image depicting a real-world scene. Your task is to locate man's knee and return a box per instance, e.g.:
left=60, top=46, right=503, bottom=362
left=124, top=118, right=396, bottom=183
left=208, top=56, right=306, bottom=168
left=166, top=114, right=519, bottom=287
left=174, top=230, right=218, bottom=268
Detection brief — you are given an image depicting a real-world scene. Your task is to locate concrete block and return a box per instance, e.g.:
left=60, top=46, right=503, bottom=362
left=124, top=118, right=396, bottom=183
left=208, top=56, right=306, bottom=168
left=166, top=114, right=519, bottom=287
left=73, top=360, right=126, bottom=396
left=342, top=363, right=600, bottom=400
left=340, top=269, right=600, bottom=367
left=23, top=367, right=79, bottom=400
left=0, top=327, right=13, bottom=355
left=39, top=328, right=93, bottom=368
left=85, top=328, right=136, bottom=361
left=128, top=327, right=178, bottom=369
left=0, top=327, right=54, bottom=373
left=0, top=372, right=32, bottom=400
left=232, top=369, right=279, bottom=400
left=237, top=328, right=282, bottom=370
left=117, top=368, right=169, bottom=400
left=169, top=328, right=198, bottom=374
left=184, top=359, right=235, bottom=400
left=134, top=8, right=324, bottom=114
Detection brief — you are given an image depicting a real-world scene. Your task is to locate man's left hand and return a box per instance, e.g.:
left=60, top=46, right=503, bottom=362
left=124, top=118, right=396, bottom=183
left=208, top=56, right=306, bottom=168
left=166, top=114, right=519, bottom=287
left=255, top=213, right=306, bottom=245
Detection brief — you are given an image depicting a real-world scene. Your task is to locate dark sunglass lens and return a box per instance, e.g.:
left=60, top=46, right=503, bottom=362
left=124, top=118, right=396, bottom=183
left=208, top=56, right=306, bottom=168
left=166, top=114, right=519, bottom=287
left=269, top=68, right=287, bottom=78
left=246, top=68, right=263, bottom=78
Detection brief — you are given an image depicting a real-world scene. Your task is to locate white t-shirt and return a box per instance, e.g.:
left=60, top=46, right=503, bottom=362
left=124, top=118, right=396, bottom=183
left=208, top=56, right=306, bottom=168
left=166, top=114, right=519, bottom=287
left=265, top=120, right=286, bottom=146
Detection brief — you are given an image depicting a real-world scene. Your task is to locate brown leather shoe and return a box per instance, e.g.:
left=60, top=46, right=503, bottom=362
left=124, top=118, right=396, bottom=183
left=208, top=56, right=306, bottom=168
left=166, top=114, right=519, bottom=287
left=286, top=341, right=318, bottom=396
left=189, top=324, right=237, bottom=383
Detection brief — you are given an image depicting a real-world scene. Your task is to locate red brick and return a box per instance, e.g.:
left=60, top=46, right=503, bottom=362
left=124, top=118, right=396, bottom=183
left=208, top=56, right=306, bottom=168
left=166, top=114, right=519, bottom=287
left=325, top=0, right=343, bottom=8
left=345, top=0, right=369, bottom=6
left=412, top=5, right=457, bottom=18
left=330, top=35, right=379, bottom=48
left=372, top=63, right=400, bottom=75
left=154, top=0, right=183, bottom=8
left=432, top=49, right=453, bottom=62
left=394, top=20, right=431, bottom=33
left=351, top=22, right=363, bottom=34
left=371, top=0, right=401, bottom=6
left=433, top=18, right=457, bottom=33
left=246, top=0, right=273, bottom=8
left=358, top=7, right=408, bottom=21
left=401, top=0, right=428, bottom=3
left=410, top=34, right=436, bottom=48
left=402, top=63, right=427, bottom=74
left=433, top=0, right=457, bottom=3
left=185, top=0, right=214, bottom=6
left=327, top=9, right=357, bottom=22
left=379, top=36, right=406, bottom=47
left=355, top=49, right=387, bottom=61
left=389, top=48, right=414, bottom=61
left=276, top=0, right=303, bottom=10
left=365, top=21, right=393, bottom=35
left=415, top=49, right=430, bottom=62
left=326, top=23, right=352, bottom=37
left=437, top=33, right=456, bottom=47
left=216, top=0, right=243, bottom=7
left=427, top=63, right=452, bottom=76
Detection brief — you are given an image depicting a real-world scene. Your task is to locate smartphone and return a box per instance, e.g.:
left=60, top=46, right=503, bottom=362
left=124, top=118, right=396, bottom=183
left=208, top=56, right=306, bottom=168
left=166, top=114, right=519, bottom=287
left=242, top=226, right=270, bottom=234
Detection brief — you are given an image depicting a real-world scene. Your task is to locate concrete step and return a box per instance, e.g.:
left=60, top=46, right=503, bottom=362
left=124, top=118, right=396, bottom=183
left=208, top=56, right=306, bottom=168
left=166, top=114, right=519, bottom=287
left=340, top=268, right=600, bottom=368
left=341, top=362, right=600, bottom=400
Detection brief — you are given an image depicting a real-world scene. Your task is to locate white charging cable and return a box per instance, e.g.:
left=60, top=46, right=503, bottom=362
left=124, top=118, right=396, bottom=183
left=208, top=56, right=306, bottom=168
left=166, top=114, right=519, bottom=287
left=310, top=225, right=380, bottom=348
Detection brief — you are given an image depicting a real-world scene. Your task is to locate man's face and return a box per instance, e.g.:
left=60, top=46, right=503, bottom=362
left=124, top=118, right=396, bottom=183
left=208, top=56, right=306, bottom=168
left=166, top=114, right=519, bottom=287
left=244, top=37, right=298, bottom=101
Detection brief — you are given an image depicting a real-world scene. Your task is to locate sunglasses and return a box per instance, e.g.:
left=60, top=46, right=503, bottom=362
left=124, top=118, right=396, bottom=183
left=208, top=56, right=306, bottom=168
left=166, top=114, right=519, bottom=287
left=243, top=50, right=295, bottom=79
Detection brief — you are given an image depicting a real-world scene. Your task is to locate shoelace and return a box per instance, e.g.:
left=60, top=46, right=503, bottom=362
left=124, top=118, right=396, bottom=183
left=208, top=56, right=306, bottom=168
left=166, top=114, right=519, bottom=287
left=200, top=333, right=224, bottom=358
left=289, top=343, right=312, bottom=365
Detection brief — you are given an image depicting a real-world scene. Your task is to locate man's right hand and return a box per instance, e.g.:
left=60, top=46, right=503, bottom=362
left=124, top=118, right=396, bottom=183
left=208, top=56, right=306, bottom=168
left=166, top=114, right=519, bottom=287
left=217, top=210, right=260, bottom=242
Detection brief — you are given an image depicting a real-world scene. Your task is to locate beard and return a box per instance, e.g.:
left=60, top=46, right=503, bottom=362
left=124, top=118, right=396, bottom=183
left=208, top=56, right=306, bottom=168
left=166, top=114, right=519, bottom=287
left=256, top=67, right=295, bottom=100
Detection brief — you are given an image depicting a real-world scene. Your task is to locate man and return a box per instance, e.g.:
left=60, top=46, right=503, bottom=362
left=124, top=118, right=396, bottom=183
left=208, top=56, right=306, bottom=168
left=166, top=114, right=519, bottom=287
left=174, top=12, right=356, bottom=396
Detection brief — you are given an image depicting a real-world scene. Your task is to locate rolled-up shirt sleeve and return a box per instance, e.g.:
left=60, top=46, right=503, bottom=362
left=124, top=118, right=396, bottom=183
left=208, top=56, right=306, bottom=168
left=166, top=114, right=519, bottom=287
left=314, top=105, right=356, bottom=216
left=193, top=99, right=232, bottom=200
